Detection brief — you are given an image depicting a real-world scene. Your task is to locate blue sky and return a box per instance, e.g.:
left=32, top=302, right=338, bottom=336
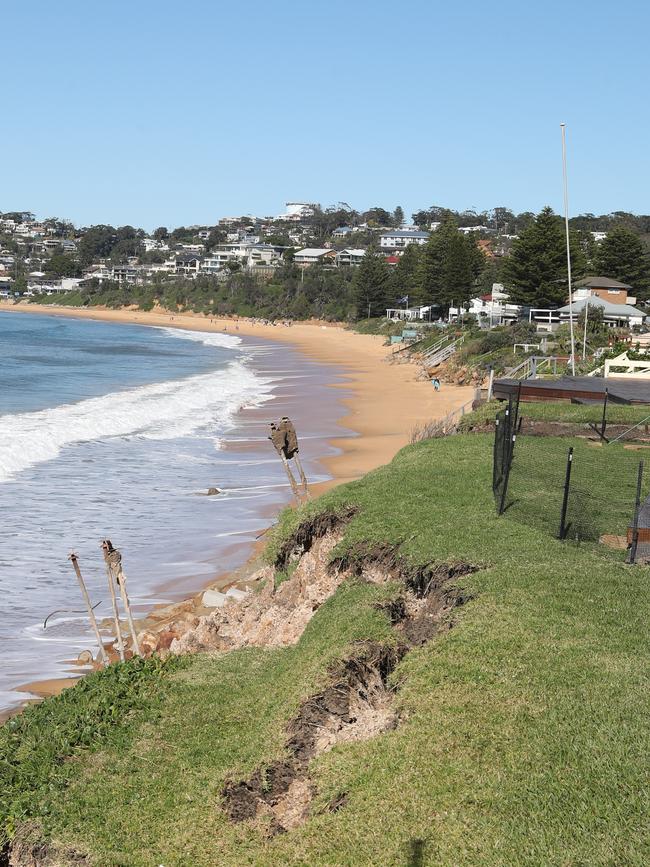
left=3, top=0, right=649, bottom=229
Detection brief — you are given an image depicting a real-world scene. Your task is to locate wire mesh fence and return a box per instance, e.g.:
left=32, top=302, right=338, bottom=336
left=492, top=391, right=650, bottom=562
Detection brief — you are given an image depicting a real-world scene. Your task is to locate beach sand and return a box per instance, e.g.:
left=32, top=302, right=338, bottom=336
left=0, top=303, right=476, bottom=712
left=0, top=303, right=474, bottom=485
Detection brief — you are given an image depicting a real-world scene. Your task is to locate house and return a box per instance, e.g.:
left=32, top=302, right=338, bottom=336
left=379, top=230, right=429, bottom=249
left=571, top=276, right=635, bottom=306
left=335, top=248, right=366, bottom=268
left=557, top=296, right=646, bottom=330
left=175, top=254, right=202, bottom=276
left=111, top=265, right=138, bottom=284
left=332, top=226, right=353, bottom=238
left=386, top=305, right=433, bottom=322
left=294, top=248, right=337, bottom=267
left=276, top=202, right=315, bottom=222
left=465, top=284, right=520, bottom=326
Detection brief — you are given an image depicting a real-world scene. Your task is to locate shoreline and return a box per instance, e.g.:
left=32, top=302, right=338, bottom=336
left=0, top=302, right=475, bottom=717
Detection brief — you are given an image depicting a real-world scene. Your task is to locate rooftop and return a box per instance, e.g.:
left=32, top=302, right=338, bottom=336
left=575, top=275, right=633, bottom=290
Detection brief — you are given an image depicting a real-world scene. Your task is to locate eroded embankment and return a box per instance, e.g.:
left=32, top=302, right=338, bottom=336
left=4, top=510, right=476, bottom=861
left=207, top=512, right=477, bottom=835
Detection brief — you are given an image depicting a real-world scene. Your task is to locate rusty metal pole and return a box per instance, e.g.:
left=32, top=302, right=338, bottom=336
left=101, top=541, right=125, bottom=662
left=69, top=553, right=109, bottom=665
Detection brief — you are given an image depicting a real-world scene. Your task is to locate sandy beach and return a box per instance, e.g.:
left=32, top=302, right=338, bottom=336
left=0, top=303, right=475, bottom=716
left=0, top=302, right=473, bottom=486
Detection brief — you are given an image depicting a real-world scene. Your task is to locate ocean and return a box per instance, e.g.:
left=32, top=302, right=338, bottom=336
left=0, top=311, right=348, bottom=713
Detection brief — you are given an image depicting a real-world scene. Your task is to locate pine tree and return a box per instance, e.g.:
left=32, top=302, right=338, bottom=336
left=354, top=245, right=390, bottom=317
left=390, top=243, right=424, bottom=305
left=502, top=207, right=585, bottom=307
left=393, top=205, right=405, bottom=226
left=418, top=218, right=484, bottom=312
left=594, top=224, right=650, bottom=299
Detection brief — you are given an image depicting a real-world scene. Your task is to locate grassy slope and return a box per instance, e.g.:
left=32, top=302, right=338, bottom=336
left=4, top=431, right=650, bottom=865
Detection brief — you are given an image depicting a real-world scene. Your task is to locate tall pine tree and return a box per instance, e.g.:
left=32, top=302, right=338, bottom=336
left=418, top=218, right=484, bottom=312
left=502, top=207, right=585, bottom=307
left=354, top=245, right=390, bottom=317
left=594, top=224, right=650, bottom=299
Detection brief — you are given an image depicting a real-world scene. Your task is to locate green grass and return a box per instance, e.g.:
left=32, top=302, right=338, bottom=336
left=458, top=398, right=650, bottom=430
left=3, top=434, right=650, bottom=865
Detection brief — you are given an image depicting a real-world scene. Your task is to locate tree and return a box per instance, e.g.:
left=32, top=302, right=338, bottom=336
left=594, top=225, right=650, bottom=299
left=393, top=205, right=405, bottom=226
left=153, top=226, right=169, bottom=241
left=502, top=207, right=586, bottom=307
left=418, top=218, right=484, bottom=312
left=389, top=243, right=423, bottom=305
left=353, top=245, right=390, bottom=317
left=45, top=252, right=80, bottom=278
left=78, top=225, right=118, bottom=264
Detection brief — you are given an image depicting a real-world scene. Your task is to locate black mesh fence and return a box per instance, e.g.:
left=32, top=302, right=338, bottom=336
left=492, top=395, right=650, bottom=561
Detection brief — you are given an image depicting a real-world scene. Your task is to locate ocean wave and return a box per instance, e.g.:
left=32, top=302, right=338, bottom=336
left=155, top=327, right=242, bottom=350
left=0, top=359, right=274, bottom=482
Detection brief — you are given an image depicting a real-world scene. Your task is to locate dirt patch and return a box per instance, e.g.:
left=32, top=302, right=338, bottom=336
left=3, top=823, right=89, bottom=867
left=332, top=542, right=477, bottom=598
left=221, top=570, right=474, bottom=835
left=274, top=507, right=357, bottom=570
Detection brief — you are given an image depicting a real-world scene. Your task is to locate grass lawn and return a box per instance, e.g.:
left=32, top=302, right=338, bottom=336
left=459, top=398, right=650, bottom=429
left=3, top=432, right=650, bottom=865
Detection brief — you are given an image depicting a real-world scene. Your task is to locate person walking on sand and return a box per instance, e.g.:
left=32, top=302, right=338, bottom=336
left=431, top=377, right=441, bottom=391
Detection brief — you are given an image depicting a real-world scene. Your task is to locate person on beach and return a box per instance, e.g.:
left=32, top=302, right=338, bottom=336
left=431, top=377, right=441, bottom=391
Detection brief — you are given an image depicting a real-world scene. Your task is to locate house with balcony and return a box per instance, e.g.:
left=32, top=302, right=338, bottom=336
left=335, top=248, right=366, bottom=268
left=379, top=229, right=429, bottom=250
left=294, top=248, right=337, bottom=267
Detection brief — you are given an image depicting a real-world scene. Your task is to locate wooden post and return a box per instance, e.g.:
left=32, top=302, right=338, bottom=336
left=69, top=553, right=109, bottom=665
left=279, top=451, right=300, bottom=496
left=112, top=557, right=141, bottom=657
left=102, top=541, right=125, bottom=662
left=293, top=453, right=310, bottom=497
left=487, top=367, right=494, bottom=401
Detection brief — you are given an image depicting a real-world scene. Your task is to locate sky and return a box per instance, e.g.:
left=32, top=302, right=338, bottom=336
left=3, top=0, right=649, bottom=230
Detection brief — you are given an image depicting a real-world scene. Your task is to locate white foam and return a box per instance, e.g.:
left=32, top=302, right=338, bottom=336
left=155, top=327, right=242, bottom=350
left=0, top=359, right=274, bottom=482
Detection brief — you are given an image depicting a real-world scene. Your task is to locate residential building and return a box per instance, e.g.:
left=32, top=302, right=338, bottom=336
left=294, top=248, right=337, bottom=267
left=379, top=229, right=429, bottom=249
left=466, top=284, right=520, bottom=326
left=557, top=296, right=646, bottom=330
left=335, top=248, right=366, bottom=268
left=571, top=276, right=635, bottom=306
left=175, top=254, right=202, bottom=277
left=332, top=226, right=353, bottom=238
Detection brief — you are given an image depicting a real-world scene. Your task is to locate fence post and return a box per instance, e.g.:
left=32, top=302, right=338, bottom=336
left=498, top=429, right=516, bottom=516
left=601, top=388, right=609, bottom=441
left=628, top=460, right=644, bottom=564
left=558, top=447, right=574, bottom=540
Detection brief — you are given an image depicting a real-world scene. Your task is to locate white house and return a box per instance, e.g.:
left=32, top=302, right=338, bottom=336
left=335, top=248, right=366, bottom=268
left=465, top=284, right=521, bottom=326
left=294, top=248, right=337, bottom=267
left=379, top=230, right=429, bottom=249
left=557, top=296, right=646, bottom=330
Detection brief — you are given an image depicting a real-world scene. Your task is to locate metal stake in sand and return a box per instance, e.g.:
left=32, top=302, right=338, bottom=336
left=101, top=540, right=125, bottom=662
left=68, top=552, right=109, bottom=666
left=102, top=539, right=141, bottom=657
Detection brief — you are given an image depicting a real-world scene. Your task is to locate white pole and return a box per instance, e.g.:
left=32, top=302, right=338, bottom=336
left=561, top=123, right=576, bottom=376
left=582, top=296, right=589, bottom=360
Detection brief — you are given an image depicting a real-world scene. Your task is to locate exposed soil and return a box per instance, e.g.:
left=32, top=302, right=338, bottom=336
left=3, top=823, right=89, bottom=867
left=221, top=555, right=474, bottom=835
left=273, top=507, right=358, bottom=570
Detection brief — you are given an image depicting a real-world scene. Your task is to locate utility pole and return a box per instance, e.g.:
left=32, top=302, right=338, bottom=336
left=561, top=123, right=577, bottom=376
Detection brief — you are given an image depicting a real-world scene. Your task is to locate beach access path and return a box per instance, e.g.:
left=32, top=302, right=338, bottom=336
left=0, top=304, right=475, bottom=489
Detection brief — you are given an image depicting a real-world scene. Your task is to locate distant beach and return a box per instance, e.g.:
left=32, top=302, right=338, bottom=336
left=0, top=303, right=473, bottom=717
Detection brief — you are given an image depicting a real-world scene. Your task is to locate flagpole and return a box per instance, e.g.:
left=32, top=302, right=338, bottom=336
left=561, top=122, right=576, bottom=376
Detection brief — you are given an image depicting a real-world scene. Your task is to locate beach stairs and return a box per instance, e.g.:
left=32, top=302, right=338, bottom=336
left=504, top=355, right=560, bottom=380
left=421, top=334, right=465, bottom=369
